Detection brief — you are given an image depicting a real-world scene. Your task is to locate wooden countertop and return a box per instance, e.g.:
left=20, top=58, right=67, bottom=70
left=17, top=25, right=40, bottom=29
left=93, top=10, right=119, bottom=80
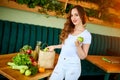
left=0, top=53, right=59, bottom=80
left=86, top=55, right=120, bottom=73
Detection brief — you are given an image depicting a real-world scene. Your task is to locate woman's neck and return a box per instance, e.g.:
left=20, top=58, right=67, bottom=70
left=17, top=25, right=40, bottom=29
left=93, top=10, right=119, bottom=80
left=74, top=25, right=85, bottom=31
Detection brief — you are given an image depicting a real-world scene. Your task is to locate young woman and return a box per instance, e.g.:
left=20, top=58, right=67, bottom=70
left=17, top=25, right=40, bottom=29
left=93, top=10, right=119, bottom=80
left=47, top=5, right=92, bottom=80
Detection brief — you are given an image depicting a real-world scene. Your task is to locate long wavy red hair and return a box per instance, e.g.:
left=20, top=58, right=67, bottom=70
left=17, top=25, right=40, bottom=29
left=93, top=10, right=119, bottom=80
left=60, top=5, right=87, bottom=43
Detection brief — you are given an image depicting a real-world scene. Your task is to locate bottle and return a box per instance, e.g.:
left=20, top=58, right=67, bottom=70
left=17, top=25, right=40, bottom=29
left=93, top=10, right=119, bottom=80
left=32, top=41, right=41, bottom=61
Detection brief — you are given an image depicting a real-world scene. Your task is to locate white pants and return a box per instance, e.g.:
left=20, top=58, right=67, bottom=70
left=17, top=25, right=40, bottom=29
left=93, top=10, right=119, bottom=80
left=49, top=56, right=81, bottom=80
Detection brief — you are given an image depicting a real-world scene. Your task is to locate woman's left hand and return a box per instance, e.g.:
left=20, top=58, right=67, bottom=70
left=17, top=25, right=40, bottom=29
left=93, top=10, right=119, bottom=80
left=75, top=40, right=81, bottom=47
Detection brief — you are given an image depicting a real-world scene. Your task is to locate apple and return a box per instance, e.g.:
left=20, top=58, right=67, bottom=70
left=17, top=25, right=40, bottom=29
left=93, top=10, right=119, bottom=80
left=26, top=49, right=32, bottom=54
left=25, top=70, right=31, bottom=76
left=77, top=37, right=84, bottom=42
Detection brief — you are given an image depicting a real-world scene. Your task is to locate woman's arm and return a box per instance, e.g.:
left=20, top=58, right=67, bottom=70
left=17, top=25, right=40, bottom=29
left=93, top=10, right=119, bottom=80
left=47, top=44, right=63, bottom=51
left=75, top=40, right=90, bottom=59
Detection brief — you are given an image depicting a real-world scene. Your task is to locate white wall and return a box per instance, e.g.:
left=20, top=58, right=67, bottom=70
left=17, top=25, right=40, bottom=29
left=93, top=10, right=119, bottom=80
left=0, top=6, right=120, bottom=37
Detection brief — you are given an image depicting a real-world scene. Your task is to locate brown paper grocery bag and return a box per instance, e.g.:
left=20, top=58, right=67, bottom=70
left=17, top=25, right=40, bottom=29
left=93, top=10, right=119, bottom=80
left=38, top=50, right=55, bottom=69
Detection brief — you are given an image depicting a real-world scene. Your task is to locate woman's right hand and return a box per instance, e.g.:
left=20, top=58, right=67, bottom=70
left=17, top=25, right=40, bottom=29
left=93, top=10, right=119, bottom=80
left=47, top=46, right=55, bottom=52
left=47, top=44, right=62, bottom=51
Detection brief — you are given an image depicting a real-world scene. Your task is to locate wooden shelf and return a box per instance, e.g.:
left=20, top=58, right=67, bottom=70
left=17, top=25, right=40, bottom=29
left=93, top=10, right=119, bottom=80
left=0, top=0, right=41, bottom=13
left=59, top=0, right=120, bottom=28
left=58, top=0, right=98, bottom=10
left=108, top=8, right=120, bottom=17
left=0, top=0, right=120, bottom=28
left=59, top=0, right=120, bottom=19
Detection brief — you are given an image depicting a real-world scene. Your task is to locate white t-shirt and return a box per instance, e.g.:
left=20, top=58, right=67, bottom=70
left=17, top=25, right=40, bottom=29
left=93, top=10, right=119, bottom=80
left=60, top=29, right=92, bottom=58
